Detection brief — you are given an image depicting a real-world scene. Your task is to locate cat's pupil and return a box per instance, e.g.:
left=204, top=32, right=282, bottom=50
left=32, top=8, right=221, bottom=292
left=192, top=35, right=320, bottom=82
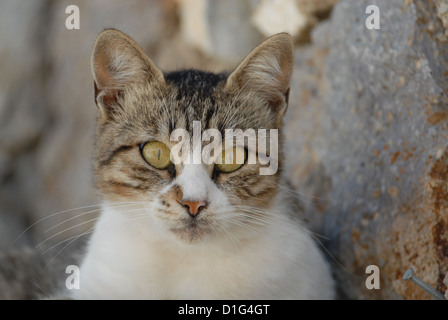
left=227, top=152, right=233, bottom=164
left=157, top=149, right=161, bottom=160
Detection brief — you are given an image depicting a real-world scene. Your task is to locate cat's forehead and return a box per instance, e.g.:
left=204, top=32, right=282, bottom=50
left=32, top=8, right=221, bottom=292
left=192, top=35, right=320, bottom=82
left=115, top=69, right=278, bottom=140
left=161, top=70, right=276, bottom=133
left=164, top=70, right=227, bottom=131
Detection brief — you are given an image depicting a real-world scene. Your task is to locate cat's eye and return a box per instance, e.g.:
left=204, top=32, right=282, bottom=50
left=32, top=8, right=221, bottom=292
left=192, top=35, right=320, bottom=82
left=141, top=141, right=172, bottom=170
left=215, top=147, right=246, bottom=173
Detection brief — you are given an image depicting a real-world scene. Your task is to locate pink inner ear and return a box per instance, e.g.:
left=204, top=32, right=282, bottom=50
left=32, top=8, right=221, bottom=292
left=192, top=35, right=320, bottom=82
left=93, top=50, right=127, bottom=107
left=101, top=88, right=121, bottom=107
left=94, top=79, right=121, bottom=108
left=276, top=53, right=292, bottom=94
left=95, top=53, right=116, bottom=90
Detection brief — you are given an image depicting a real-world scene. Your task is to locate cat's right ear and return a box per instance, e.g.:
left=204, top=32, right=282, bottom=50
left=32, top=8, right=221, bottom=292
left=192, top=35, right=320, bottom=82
left=91, top=29, right=164, bottom=116
left=224, top=33, right=294, bottom=122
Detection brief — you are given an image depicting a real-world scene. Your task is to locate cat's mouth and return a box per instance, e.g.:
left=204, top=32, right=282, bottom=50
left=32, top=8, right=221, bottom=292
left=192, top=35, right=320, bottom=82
left=169, top=217, right=213, bottom=243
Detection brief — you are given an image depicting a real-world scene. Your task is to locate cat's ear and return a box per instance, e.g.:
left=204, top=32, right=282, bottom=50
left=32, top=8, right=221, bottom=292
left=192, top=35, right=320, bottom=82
left=91, top=29, right=164, bottom=113
left=224, top=33, right=294, bottom=117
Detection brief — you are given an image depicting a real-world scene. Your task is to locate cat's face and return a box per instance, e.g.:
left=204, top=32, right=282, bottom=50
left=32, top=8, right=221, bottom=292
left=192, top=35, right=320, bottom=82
left=91, top=29, right=293, bottom=244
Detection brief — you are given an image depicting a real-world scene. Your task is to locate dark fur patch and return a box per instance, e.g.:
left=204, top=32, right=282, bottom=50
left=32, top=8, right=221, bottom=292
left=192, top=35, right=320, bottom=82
left=99, top=145, right=133, bottom=167
left=164, top=69, right=227, bottom=97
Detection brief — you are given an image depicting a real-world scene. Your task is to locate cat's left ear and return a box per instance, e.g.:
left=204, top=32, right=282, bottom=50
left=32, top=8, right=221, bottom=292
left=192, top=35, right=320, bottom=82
left=224, top=33, right=294, bottom=119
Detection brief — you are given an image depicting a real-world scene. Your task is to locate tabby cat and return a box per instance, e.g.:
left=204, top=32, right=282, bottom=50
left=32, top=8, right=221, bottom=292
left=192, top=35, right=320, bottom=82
left=71, top=29, right=334, bottom=299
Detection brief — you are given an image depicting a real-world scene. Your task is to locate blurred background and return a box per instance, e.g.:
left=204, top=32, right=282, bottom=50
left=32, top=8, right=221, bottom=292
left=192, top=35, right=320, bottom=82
left=1, top=0, right=447, bottom=299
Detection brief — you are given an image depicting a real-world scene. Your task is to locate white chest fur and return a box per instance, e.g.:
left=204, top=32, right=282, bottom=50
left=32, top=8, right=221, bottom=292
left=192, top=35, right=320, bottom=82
left=73, top=201, right=334, bottom=300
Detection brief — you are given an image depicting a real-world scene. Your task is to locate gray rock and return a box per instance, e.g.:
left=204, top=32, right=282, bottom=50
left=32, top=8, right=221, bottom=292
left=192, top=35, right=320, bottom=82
left=286, top=0, right=448, bottom=299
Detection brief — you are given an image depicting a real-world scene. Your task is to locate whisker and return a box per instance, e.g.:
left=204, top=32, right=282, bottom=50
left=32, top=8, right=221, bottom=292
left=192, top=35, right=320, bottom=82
left=44, top=202, right=143, bottom=234
left=12, top=201, right=147, bottom=245
left=214, top=215, right=264, bottom=243
left=12, top=204, right=102, bottom=245
left=305, top=230, right=353, bottom=275
left=230, top=204, right=351, bottom=274
left=42, top=228, right=95, bottom=256
left=36, top=207, right=148, bottom=248
left=233, top=205, right=330, bottom=240
left=43, top=212, right=150, bottom=254
left=227, top=219, right=264, bottom=235
left=36, top=217, right=99, bottom=249
left=220, top=226, right=252, bottom=245
left=273, top=182, right=334, bottom=205
left=42, top=212, right=151, bottom=265
left=217, top=209, right=271, bottom=234
left=45, top=229, right=94, bottom=266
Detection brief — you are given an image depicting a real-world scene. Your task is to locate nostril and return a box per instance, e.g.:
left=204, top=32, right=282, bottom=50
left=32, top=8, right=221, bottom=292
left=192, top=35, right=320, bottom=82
left=181, top=200, right=207, bottom=217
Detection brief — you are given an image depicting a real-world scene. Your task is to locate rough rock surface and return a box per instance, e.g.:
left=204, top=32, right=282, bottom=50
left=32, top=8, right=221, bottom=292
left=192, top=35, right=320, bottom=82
left=285, top=0, right=448, bottom=299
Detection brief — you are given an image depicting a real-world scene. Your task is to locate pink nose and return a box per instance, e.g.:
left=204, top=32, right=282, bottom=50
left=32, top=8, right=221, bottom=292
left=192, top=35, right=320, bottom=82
left=181, top=200, right=207, bottom=217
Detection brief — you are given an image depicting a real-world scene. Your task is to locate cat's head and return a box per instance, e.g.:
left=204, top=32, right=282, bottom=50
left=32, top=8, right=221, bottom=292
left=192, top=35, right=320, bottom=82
left=91, top=29, right=294, bottom=244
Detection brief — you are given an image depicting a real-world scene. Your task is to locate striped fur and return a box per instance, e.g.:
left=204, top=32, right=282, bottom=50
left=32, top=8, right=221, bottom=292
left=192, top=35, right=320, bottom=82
left=73, top=29, right=334, bottom=299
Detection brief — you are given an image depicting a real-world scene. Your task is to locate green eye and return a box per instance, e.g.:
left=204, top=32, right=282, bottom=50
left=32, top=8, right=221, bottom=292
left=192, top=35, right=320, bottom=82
left=141, top=141, right=172, bottom=169
left=215, top=147, right=246, bottom=173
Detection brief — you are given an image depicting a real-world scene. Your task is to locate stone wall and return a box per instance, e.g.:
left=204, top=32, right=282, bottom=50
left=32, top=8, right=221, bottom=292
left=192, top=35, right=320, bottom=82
left=285, top=0, right=448, bottom=299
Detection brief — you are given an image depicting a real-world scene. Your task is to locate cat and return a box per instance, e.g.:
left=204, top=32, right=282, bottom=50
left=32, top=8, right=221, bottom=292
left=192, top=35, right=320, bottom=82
left=0, top=28, right=335, bottom=300
left=64, top=29, right=335, bottom=299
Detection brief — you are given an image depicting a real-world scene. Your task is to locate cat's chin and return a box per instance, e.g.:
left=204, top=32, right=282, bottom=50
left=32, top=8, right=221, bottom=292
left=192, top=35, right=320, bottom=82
left=169, top=221, right=213, bottom=244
